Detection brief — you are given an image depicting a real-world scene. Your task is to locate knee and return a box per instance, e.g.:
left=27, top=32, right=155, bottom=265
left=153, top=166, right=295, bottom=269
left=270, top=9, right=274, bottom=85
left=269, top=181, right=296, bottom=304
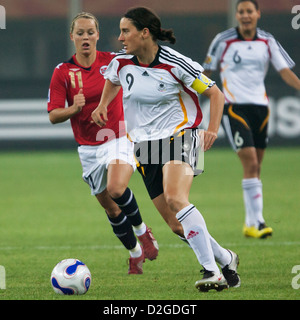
left=164, top=192, right=188, bottom=213
left=95, top=192, right=120, bottom=218
left=239, top=149, right=261, bottom=177
left=247, top=161, right=260, bottom=177
left=106, top=182, right=126, bottom=199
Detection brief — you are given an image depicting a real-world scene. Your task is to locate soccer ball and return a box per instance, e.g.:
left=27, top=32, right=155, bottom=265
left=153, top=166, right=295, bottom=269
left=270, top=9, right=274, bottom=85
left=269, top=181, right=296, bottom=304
left=50, top=259, right=91, bottom=295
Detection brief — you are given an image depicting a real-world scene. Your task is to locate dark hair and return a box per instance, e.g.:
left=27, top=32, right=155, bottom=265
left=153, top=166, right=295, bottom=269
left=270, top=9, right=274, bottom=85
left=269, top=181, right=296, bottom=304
left=236, top=0, right=259, bottom=10
left=124, top=7, right=176, bottom=44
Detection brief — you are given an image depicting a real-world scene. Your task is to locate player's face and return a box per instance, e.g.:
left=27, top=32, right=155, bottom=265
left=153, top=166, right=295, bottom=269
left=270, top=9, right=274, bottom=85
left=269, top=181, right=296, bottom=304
left=118, top=18, right=144, bottom=55
left=236, top=1, right=261, bottom=36
left=70, top=18, right=99, bottom=56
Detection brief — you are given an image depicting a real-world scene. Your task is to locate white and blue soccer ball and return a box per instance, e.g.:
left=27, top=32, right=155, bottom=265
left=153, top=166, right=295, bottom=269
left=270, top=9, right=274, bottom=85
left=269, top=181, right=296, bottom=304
left=50, top=259, right=91, bottom=295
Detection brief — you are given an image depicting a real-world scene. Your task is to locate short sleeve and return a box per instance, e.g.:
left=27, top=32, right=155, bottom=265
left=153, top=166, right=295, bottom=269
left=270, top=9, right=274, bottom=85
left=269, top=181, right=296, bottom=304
left=47, top=64, right=67, bottom=112
left=268, top=37, right=296, bottom=72
left=177, top=58, right=204, bottom=88
left=104, top=58, right=121, bottom=86
left=203, top=33, right=227, bottom=71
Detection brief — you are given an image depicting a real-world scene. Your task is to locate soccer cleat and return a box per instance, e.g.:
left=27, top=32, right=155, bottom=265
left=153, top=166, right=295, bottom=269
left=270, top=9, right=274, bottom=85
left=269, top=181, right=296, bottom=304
left=243, top=223, right=273, bottom=239
left=137, top=226, right=159, bottom=261
left=195, top=269, right=228, bottom=292
left=128, top=249, right=145, bottom=274
left=222, top=250, right=241, bottom=288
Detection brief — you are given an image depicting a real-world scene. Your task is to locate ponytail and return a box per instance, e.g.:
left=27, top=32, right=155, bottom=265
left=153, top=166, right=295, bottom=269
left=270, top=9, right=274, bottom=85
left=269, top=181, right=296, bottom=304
left=158, top=28, right=176, bottom=44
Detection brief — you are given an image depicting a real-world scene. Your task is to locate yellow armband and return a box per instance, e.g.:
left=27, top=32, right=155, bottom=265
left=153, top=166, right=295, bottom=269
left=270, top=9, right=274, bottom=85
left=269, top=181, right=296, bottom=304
left=191, top=73, right=214, bottom=94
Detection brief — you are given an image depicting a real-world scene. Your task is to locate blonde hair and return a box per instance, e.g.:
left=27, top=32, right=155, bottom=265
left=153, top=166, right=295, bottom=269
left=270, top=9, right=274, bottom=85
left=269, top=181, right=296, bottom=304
left=70, top=12, right=99, bottom=34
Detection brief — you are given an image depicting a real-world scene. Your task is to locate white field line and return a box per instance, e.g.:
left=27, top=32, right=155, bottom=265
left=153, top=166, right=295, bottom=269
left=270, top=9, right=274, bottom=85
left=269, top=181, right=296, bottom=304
left=0, top=241, right=299, bottom=251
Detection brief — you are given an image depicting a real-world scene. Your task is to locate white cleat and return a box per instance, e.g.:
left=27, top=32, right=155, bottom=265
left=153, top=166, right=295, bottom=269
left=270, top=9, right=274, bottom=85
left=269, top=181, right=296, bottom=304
left=195, top=270, right=228, bottom=292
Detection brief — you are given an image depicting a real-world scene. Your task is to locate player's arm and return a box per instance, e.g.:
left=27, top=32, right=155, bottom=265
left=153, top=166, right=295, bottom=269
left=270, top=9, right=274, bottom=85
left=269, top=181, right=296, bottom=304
left=92, top=80, right=121, bottom=127
left=279, top=68, right=300, bottom=91
left=191, top=74, right=224, bottom=151
left=49, top=89, right=85, bottom=124
left=201, top=85, right=224, bottom=151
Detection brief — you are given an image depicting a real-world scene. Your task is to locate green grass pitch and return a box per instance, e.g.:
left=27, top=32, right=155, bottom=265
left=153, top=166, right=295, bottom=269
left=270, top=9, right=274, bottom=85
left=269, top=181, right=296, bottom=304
left=0, top=147, right=299, bottom=300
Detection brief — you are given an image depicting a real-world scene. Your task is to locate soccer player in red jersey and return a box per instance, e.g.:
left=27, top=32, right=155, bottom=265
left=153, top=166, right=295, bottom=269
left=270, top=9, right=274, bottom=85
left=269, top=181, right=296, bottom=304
left=47, top=12, right=158, bottom=274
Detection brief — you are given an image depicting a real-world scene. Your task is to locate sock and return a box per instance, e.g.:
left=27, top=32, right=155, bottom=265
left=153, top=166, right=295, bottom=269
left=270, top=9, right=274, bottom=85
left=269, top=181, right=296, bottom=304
left=176, top=204, right=220, bottom=274
left=107, top=211, right=137, bottom=250
left=178, top=226, right=231, bottom=268
left=178, top=235, right=190, bottom=246
left=112, top=188, right=145, bottom=230
left=209, top=236, right=231, bottom=268
left=129, top=242, right=143, bottom=258
left=242, top=178, right=264, bottom=228
left=132, top=223, right=147, bottom=237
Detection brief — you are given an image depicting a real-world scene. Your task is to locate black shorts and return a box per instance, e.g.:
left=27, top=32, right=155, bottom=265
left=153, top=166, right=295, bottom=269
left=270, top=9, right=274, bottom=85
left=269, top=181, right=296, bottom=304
left=222, top=104, right=270, bottom=151
left=134, top=128, right=203, bottom=199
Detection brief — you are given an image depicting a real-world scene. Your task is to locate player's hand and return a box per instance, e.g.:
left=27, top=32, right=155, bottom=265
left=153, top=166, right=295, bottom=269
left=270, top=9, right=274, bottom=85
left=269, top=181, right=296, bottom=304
left=202, top=130, right=218, bottom=151
left=91, top=104, right=108, bottom=127
left=73, top=89, right=85, bottom=112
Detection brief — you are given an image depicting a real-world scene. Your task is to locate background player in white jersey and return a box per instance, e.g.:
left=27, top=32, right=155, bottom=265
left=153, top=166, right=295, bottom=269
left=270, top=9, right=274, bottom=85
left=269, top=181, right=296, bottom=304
left=48, top=12, right=158, bottom=275
left=92, top=7, right=240, bottom=292
left=203, top=0, right=300, bottom=239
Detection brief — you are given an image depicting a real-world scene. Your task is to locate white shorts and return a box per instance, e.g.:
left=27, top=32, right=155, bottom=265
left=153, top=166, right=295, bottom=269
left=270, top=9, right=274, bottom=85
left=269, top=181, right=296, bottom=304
left=78, top=136, right=136, bottom=196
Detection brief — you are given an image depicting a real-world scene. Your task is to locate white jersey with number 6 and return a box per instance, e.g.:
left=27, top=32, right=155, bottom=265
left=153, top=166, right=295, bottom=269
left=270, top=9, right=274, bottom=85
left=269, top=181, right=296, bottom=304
left=203, top=27, right=295, bottom=106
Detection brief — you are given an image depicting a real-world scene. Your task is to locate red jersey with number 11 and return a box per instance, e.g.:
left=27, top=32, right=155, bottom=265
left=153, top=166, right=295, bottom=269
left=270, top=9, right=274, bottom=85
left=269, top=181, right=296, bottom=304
left=48, top=51, right=125, bottom=145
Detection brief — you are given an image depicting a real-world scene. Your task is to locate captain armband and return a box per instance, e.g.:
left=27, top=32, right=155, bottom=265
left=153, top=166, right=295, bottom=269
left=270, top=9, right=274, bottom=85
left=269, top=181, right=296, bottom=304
left=191, top=73, right=215, bottom=94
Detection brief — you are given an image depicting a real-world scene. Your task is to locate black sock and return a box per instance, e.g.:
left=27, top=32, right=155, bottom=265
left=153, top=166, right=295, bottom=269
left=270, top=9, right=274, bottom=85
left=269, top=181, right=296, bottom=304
left=107, top=211, right=137, bottom=250
left=112, top=188, right=143, bottom=227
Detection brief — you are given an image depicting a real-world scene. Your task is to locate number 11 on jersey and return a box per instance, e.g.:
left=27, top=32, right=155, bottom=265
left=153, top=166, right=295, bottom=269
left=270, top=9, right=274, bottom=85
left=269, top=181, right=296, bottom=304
left=69, top=71, right=83, bottom=89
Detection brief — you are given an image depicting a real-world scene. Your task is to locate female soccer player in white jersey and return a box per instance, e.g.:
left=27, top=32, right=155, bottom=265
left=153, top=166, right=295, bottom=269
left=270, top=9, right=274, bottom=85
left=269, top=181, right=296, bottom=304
left=203, top=0, right=300, bottom=239
left=47, top=12, right=159, bottom=274
left=92, top=7, right=240, bottom=292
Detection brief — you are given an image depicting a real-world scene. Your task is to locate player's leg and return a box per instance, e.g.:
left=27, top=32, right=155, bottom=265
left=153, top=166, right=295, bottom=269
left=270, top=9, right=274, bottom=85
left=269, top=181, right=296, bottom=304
left=256, top=148, right=265, bottom=179
left=152, top=193, right=185, bottom=237
left=222, top=105, right=272, bottom=238
left=241, top=148, right=272, bottom=238
left=256, top=148, right=272, bottom=230
left=95, top=189, right=145, bottom=274
left=136, top=159, right=187, bottom=244
left=236, top=105, right=272, bottom=237
left=135, top=145, right=239, bottom=289
left=238, top=146, right=259, bottom=178
left=162, top=161, right=228, bottom=291
left=107, top=159, right=144, bottom=231
left=152, top=191, right=239, bottom=287
left=94, top=195, right=137, bottom=257
left=106, top=138, right=159, bottom=260
left=96, top=189, right=145, bottom=274
left=78, top=144, right=145, bottom=274
left=238, top=146, right=261, bottom=226
left=239, top=148, right=272, bottom=238
left=239, top=148, right=261, bottom=229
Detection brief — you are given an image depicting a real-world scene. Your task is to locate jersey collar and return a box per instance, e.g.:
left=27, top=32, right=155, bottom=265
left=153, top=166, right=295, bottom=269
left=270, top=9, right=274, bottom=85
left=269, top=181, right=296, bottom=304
left=131, top=46, right=161, bottom=68
left=66, top=53, right=98, bottom=71
left=236, top=27, right=258, bottom=41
